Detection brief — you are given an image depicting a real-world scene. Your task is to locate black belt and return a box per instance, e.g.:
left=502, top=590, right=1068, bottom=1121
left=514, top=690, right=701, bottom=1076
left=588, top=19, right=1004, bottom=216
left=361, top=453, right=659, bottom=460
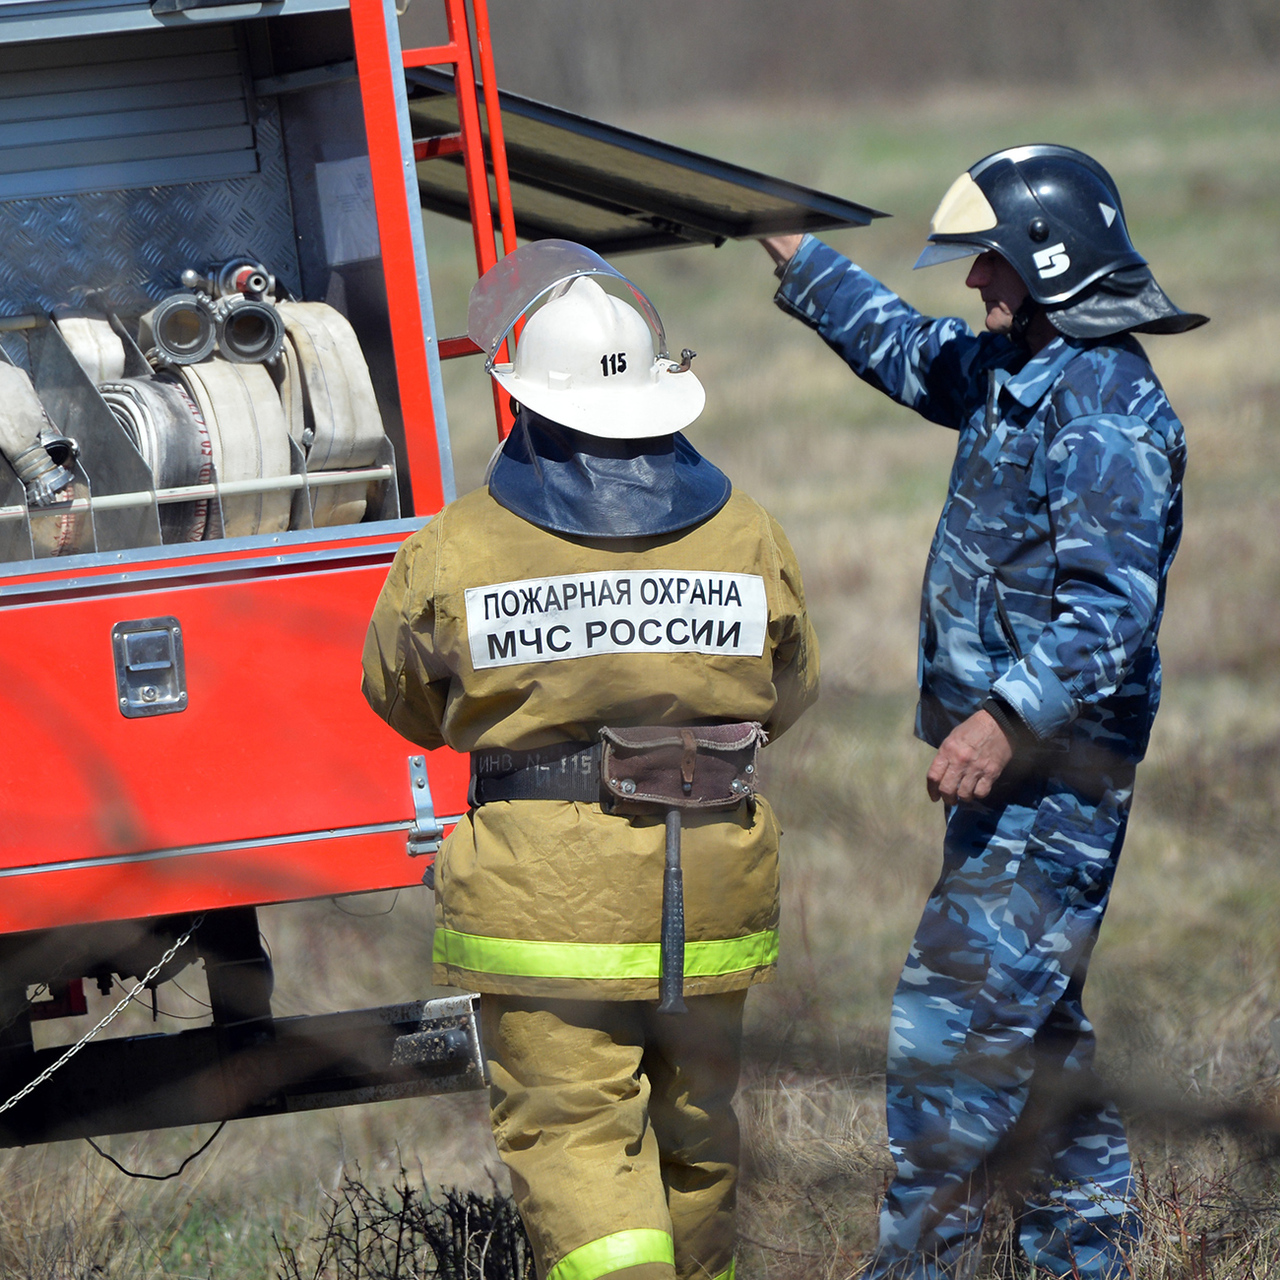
left=469, top=742, right=602, bottom=806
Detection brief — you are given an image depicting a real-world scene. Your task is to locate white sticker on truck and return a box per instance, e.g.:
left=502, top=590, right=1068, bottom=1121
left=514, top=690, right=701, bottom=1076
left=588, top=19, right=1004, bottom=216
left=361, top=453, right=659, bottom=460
left=315, top=156, right=380, bottom=266
left=465, top=570, right=768, bottom=669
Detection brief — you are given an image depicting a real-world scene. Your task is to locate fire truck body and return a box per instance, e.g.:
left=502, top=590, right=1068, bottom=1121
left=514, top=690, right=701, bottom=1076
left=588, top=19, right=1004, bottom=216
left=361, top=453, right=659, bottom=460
left=0, top=0, right=879, bottom=1144
left=0, top=521, right=472, bottom=932
left=0, top=0, right=481, bottom=1144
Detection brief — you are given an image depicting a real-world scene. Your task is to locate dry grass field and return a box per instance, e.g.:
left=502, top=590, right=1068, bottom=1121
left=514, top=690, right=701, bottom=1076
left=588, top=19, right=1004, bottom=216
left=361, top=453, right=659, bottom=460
left=1, top=75, right=1277, bottom=1278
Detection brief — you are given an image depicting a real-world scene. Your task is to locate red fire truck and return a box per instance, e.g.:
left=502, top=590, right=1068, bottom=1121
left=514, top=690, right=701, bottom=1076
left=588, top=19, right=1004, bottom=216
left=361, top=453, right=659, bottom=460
left=0, top=0, right=878, bottom=1145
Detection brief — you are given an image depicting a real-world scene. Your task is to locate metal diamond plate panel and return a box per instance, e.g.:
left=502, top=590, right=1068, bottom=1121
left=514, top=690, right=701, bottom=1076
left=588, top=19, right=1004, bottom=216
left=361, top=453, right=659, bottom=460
left=0, top=102, right=301, bottom=318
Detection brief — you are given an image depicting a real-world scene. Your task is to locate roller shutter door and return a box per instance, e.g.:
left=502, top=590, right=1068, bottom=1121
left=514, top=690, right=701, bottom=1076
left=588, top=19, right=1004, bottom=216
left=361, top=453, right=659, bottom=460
left=0, top=24, right=256, bottom=201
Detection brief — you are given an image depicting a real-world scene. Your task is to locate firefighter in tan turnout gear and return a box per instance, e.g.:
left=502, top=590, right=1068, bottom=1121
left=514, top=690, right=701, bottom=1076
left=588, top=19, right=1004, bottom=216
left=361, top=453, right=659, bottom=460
left=363, top=241, right=818, bottom=1280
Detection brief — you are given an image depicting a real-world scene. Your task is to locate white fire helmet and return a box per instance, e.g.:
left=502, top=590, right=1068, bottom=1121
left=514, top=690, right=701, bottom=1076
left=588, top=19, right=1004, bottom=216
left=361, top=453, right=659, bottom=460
left=482, top=269, right=704, bottom=440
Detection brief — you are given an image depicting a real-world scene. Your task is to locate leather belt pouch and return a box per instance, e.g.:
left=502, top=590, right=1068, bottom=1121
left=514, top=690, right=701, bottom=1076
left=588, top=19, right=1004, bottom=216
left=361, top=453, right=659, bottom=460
left=599, top=722, right=766, bottom=815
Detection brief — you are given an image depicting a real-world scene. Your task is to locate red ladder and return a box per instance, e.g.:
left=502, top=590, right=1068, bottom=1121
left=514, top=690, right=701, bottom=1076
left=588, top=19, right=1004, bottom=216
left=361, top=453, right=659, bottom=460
left=349, top=0, right=520, bottom=514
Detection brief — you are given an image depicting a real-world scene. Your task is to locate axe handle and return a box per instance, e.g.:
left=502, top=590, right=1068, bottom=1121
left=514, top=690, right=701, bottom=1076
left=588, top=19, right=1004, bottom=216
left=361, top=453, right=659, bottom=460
left=657, top=807, right=687, bottom=1014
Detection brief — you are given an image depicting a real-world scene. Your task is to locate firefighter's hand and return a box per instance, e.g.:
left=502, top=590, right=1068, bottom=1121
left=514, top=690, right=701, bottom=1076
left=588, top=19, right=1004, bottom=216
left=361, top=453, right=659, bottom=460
left=760, top=234, right=804, bottom=271
left=926, top=709, right=1014, bottom=805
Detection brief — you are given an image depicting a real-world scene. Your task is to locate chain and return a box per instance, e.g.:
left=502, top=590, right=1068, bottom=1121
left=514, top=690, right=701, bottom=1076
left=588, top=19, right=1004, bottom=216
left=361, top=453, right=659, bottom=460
left=0, top=914, right=204, bottom=1117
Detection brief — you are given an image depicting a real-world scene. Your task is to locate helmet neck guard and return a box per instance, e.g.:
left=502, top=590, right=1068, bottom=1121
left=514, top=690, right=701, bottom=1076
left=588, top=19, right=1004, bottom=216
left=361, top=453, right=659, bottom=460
left=488, top=408, right=731, bottom=539
left=1047, top=265, right=1208, bottom=339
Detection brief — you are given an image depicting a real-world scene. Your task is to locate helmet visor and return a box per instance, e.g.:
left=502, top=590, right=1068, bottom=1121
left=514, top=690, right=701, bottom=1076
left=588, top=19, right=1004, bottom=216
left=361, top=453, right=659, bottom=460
left=913, top=241, right=983, bottom=270
left=468, top=239, right=666, bottom=363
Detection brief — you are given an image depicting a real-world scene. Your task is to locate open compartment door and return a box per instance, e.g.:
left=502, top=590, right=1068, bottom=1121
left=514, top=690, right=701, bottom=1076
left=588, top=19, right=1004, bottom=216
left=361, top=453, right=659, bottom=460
left=406, top=66, right=886, bottom=254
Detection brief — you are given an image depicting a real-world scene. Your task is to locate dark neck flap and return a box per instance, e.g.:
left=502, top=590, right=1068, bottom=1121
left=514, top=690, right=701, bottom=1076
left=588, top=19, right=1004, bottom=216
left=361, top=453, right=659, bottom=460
left=1048, top=266, right=1209, bottom=339
left=488, top=410, right=732, bottom=539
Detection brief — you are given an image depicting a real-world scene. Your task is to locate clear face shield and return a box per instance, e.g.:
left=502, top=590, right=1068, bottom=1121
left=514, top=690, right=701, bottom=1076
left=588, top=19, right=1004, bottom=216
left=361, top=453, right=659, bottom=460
left=467, top=239, right=667, bottom=369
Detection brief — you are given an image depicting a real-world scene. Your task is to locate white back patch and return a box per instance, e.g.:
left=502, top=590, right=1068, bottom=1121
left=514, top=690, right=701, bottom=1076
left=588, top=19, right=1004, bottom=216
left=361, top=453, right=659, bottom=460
left=466, top=570, right=768, bottom=669
left=1099, top=202, right=1117, bottom=227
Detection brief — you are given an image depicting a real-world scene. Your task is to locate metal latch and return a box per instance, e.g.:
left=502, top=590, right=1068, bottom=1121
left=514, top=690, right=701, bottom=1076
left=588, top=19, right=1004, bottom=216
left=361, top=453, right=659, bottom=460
left=407, top=755, right=443, bottom=860
left=112, top=617, right=187, bottom=718
left=390, top=993, right=486, bottom=1086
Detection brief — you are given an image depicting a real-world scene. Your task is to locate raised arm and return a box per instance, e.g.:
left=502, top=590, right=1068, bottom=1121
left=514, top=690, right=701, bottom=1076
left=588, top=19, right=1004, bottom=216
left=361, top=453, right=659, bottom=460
left=767, top=234, right=999, bottom=430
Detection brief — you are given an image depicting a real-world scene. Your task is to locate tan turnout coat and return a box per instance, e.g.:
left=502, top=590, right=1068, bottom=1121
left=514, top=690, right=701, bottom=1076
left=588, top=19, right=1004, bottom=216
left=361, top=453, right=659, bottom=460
left=362, top=486, right=818, bottom=1000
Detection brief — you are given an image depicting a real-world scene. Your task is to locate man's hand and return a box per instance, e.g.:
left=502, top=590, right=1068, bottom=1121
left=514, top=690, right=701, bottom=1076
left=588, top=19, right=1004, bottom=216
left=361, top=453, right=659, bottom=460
left=759, top=234, right=804, bottom=272
left=926, top=709, right=1014, bottom=805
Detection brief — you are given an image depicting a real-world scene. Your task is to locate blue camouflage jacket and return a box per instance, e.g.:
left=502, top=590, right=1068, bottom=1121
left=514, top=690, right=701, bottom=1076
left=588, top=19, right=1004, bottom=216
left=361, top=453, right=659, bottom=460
left=776, top=236, right=1186, bottom=763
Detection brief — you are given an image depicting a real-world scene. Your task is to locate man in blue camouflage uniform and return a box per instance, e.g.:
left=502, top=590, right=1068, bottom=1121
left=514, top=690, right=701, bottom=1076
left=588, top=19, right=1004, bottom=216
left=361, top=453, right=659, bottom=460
left=761, top=146, right=1206, bottom=1279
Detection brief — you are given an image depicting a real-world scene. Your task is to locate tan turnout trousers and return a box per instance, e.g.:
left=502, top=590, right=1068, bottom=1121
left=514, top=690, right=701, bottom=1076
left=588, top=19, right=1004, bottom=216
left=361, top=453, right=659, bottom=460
left=482, top=992, right=745, bottom=1280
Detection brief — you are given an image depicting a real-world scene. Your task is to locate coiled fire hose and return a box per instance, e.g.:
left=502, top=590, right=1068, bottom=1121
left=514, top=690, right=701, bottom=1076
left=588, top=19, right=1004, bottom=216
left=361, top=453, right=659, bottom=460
left=7, top=285, right=389, bottom=548
left=178, top=358, right=293, bottom=538
left=275, top=302, right=387, bottom=527
left=53, top=311, right=126, bottom=384
left=98, top=376, right=214, bottom=543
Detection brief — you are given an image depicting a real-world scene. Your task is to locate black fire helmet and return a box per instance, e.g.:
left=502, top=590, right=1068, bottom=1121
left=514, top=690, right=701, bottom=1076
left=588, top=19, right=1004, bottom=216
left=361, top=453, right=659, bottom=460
left=914, top=144, right=1207, bottom=339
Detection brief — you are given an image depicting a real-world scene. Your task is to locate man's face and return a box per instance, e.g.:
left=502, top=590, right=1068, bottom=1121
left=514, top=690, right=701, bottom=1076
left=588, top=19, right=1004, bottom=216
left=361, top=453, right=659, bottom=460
left=965, top=250, right=1029, bottom=335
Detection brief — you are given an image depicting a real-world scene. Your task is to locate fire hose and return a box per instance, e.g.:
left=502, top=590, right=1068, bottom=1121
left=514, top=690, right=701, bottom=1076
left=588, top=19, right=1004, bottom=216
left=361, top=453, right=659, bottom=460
left=10, top=274, right=391, bottom=552
left=0, top=363, right=74, bottom=508
left=0, top=361, right=85, bottom=556
left=275, top=301, right=387, bottom=527
left=53, top=311, right=126, bottom=384
left=97, top=376, right=213, bottom=542
left=178, top=358, right=293, bottom=538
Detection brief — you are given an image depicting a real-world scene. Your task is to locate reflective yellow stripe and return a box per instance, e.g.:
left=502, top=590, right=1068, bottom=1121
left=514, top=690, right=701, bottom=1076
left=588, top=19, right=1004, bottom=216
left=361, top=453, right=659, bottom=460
left=711, top=1263, right=735, bottom=1280
left=548, top=1228, right=674, bottom=1280
left=433, top=928, right=778, bottom=981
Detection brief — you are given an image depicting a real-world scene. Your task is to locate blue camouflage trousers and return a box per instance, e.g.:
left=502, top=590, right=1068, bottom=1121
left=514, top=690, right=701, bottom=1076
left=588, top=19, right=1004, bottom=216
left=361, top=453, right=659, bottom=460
left=866, top=756, right=1141, bottom=1280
